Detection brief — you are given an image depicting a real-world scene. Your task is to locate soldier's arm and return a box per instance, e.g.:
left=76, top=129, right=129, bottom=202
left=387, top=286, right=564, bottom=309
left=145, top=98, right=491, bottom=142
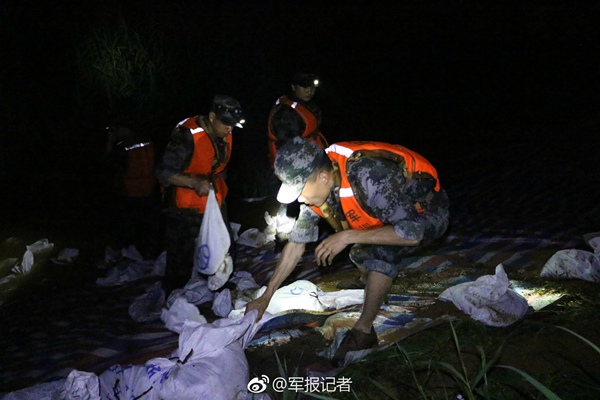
left=245, top=241, right=306, bottom=320
left=165, top=173, right=211, bottom=196
left=156, top=127, right=210, bottom=194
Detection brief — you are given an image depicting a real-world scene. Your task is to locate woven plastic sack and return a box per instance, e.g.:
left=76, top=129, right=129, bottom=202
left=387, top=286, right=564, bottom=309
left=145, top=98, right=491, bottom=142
left=194, top=189, right=230, bottom=276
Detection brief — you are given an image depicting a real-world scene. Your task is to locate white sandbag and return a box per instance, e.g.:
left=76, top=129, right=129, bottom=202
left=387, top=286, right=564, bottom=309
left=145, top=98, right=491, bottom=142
left=104, top=245, right=122, bottom=264
left=154, top=313, right=262, bottom=399
left=166, top=277, right=214, bottom=308
left=229, top=270, right=260, bottom=291
left=129, top=281, right=166, bottom=322
left=1, top=315, right=265, bottom=400
left=51, top=248, right=79, bottom=264
left=95, top=258, right=158, bottom=286
left=255, top=280, right=325, bottom=315
left=0, top=370, right=100, bottom=400
left=11, top=238, right=54, bottom=274
left=121, top=244, right=144, bottom=262
left=26, top=238, right=54, bottom=256
left=11, top=250, right=33, bottom=274
left=583, top=231, right=600, bottom=252
left=439, top=264, right=530, bottom=327
left=151, top=250, right=167, bottom=277
left=208, top=254, right=233, bottom=291
left=58, top=370, right=101, bottom=400
left=540, top=232, right=600, bottom=283
left=230, top=221, right=241, bottom=241
left=194, top=189, right=230, bottom=276
left=161, top=296, right=207, bottom=334
left=317, top=289, right=365, bottom=309
left=540, top=249, right=600, bottom=283
left=99, top=363, right=159, bottom=400
left=212, top=288, right=233, bottom=317
left=589, top=237, right=600, bottom=252
left=236, top=228, right=268, bottom=247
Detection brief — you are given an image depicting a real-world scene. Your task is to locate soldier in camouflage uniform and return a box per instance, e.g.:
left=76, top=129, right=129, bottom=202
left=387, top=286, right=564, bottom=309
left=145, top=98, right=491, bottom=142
left=245, top=137, right=449, bottom=367
left=156, top=95, right=244, bottom=296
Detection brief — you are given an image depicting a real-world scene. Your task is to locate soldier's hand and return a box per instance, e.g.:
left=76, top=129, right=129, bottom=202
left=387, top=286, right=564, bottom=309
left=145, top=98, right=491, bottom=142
left=190, top=178, right=211, bottom=196
left=315, top=232, right=349, bottom=266
left=245, top=296, right=270, bottom=321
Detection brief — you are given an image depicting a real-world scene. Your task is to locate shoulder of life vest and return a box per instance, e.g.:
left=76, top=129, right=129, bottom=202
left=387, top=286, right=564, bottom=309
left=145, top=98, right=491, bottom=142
left=317, top=142, right=441, bottom=229
left=327, top=142, right=440, bottom=191
left=176, top=116, right=205, bottom=135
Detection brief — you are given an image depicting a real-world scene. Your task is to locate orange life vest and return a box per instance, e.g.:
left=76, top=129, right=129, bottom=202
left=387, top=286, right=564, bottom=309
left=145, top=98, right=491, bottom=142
left=121, top=141, right=156, bottom=197
left=311, top=141, right=440, bottom=230
left=173, top=117, right=231, bottom=213
left=267, top=95, right=329, bottom=167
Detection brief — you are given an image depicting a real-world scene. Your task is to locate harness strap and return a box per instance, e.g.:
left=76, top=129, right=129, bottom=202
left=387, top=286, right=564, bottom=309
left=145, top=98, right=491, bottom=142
left=349, top=149, right=436, bottom=182
left=318, top=202, right=345, bottom=232
left=318, top=162, right=349, bottom=232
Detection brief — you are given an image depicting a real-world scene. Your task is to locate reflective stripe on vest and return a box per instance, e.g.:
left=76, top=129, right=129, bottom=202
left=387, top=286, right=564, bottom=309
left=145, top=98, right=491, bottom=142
left=124, top=141, right=152, bottom=151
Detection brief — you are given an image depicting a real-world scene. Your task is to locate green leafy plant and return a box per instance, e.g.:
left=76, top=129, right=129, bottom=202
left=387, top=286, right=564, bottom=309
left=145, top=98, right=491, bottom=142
left=77, top=17, right=166, bottom=116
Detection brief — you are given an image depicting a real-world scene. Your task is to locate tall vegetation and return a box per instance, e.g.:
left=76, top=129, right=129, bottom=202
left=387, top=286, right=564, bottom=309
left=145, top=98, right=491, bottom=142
left=76, top=17, right=166, bottom=119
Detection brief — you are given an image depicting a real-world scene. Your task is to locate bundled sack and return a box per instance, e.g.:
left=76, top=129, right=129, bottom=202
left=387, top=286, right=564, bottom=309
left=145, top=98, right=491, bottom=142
left=193, top=189, right=233, bottom=290
left=540, top=232, right=600, bottom=283
left=1, top=314, right=264, bottom=400
left=0, top=370, right=100, bottom=400
left=230, top=280, right=363, bottom=320
left=161, top=296, right=208, bottom=334
left=11, top=238, right=54, bottom=274
left=99, top=312, right=263, bottom=400
left=194, top=189, right=230, bottom=276
left=439, top=264, right=530, bottom=327
left=255, top=280, right=325, bottom=315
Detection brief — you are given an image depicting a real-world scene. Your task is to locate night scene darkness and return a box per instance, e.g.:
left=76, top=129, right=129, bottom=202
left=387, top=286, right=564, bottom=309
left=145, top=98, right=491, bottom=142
left=1, top=0, right=600, bottom=398
left=2, top=1, right=599, bottom=214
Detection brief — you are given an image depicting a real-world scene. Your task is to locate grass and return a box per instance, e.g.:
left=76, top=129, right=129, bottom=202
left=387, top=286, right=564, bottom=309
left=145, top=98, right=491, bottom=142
left=249, top=281, right=600, bottom=400
left=250, top=349, right=343, bottom=400
left=328, top=316, right=600, bottom=400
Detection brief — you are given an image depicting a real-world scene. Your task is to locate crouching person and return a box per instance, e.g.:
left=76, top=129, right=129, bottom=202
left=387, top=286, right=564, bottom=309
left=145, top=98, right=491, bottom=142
left=245, top=137, right=449, bottom=366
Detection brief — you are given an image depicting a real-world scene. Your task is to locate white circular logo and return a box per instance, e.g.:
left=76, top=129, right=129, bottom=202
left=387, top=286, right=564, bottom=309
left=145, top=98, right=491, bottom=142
left=247, top=375, right=269, bottom=393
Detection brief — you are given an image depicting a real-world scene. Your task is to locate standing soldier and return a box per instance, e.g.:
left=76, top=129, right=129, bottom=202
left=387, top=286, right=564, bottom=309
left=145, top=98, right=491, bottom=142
left=105, top=124, right=160, bottom=258
left=267, top=72, right=329, bottom=168
left=267, top=72, right=330, bottom=246
left=156, top=95, right=245, bottom=295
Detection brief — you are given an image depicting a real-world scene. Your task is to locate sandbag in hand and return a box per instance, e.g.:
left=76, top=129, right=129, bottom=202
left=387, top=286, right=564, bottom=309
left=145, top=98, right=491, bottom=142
left=194, top=189, right=231, bottom=276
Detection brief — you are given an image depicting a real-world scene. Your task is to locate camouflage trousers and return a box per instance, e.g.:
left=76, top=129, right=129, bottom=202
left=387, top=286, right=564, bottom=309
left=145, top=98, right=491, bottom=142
left=349, top=188, right=450, bottom=279
left=163, top=202, right=233, bottom=295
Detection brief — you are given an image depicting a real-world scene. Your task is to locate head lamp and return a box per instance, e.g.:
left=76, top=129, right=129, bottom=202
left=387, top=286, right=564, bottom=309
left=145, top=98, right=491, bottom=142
left=292, top=73, right=319, bottom=88
left=214, top=104, right=245, bottom=128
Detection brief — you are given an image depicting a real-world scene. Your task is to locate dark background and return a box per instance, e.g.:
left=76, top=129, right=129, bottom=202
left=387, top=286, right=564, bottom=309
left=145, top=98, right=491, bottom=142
left=1, top=0, right=599, bottom=228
